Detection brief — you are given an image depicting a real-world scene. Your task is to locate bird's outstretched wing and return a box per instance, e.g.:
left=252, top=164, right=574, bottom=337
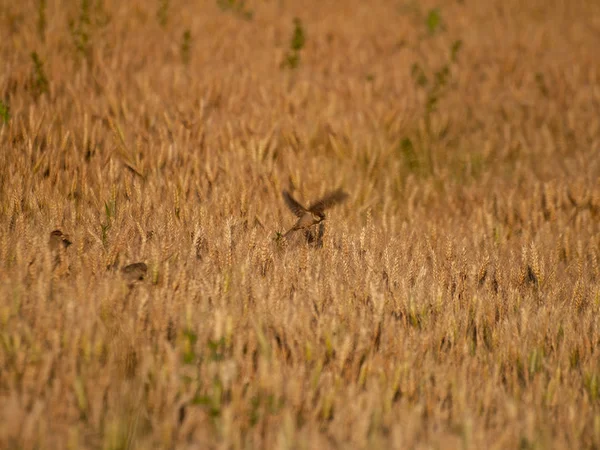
left=282, top=191, right=307, bottom=218
left=309, top=189, right=348, bottom=213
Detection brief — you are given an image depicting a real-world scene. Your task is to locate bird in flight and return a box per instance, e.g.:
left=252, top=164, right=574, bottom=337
left=282, top=188, right=348, bottom=238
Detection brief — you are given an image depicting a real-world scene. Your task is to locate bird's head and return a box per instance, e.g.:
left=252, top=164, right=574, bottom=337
left=312, top=212, right=326, bottom=222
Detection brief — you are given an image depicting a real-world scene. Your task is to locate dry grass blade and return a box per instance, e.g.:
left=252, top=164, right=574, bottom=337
left=108, top=116, right=145, bottom=179
left=1, top=1, right=599, bottom=449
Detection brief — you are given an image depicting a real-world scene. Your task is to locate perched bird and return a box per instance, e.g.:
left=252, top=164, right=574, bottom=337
left=49, top=230, right=72, bottom=252
left=282, top=188, right=348, bottom=238
left=121, top=262, right=148, bottom=283
left=48, top=229, right=72, bottom=274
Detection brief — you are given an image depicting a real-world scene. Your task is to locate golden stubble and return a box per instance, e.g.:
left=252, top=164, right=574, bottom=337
left=0, top=0, right=599, bottom=449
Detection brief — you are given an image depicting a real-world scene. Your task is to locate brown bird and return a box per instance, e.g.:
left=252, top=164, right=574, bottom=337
left=49, top=230, right=72, bottom=252
left=282, top=189, right=348, bottom=237
left=121, top=262, right=148, bottom=283
left=48, top=229, right=72, bottom=273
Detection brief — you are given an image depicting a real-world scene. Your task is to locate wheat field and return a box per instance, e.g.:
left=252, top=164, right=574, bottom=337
left=1, top=0, right=600, bottom=449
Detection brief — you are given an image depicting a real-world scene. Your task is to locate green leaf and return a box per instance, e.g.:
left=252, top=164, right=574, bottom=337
left=451, top=40, right=463, bottom=62
left=157, top=0, right=169, bottom=27
left=426, top=8, right=441, bottom=34
left=181, top=29, right=192, bottom=65
left=0, top=100, right=10, bottom=124
left=291, top=18, right=305, bottom=52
